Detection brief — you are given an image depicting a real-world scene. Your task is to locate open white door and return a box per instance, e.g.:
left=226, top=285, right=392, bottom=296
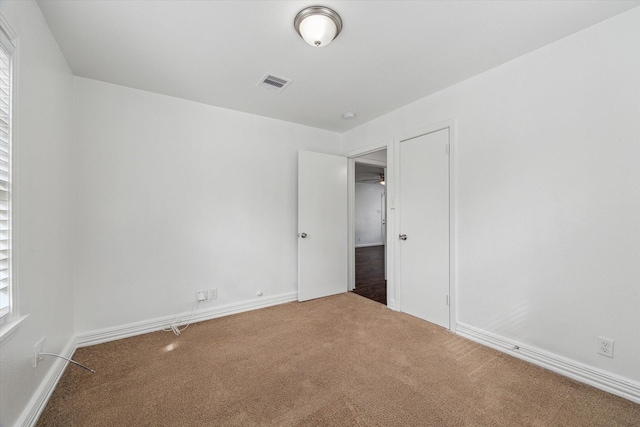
left=397, top=128, right=450, bottom=328
left=298, top=151, right=348, bottom=301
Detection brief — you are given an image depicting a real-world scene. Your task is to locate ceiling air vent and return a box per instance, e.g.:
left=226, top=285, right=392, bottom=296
left=258, top=73, right=292, bottom=93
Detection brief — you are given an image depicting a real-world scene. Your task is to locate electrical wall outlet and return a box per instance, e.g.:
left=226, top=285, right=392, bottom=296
left=597, top=336, right=614, bottom=358
left=196, top=289, right=217, bottom=302
left=33, top=337, right=46, bottom=367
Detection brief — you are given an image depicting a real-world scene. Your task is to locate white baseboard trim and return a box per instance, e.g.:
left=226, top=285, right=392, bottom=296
left=18, top=337, right=76, bottom=427
left=387, top=298, right=396, bottom=311
left=76, top=291, right=298, bottom=348
left=355, top=242, right=384, bottom=248
left=456, top=323, right=640, bottom=404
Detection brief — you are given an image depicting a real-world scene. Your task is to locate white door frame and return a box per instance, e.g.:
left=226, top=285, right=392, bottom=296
left=345, top=140, right=395, bottom=308
left=394, top=118, right=457, bottom=332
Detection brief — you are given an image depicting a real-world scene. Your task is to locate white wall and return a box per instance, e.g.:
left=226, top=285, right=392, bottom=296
left=356, top=150, right=387, bottom=163
left=344, top=8, right=640, bottom=384
left=0, top=1, right=75, bottom=426
left=73, top=78, right=342, bottom=334
left=355, top=182, right=384, bottom=246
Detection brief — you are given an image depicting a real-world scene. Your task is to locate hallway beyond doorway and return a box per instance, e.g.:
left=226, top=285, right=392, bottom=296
left=352, top=245, right=386, bottom=305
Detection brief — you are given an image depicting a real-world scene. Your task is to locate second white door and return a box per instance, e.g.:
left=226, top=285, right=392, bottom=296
left=398, top=128, right=450, bottom=328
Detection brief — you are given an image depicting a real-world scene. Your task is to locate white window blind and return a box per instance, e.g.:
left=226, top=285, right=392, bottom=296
left=0, top=34, right=12, bottom=323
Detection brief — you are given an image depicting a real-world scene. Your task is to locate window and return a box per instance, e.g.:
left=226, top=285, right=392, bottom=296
left=0, top=23, right=14, bottom=325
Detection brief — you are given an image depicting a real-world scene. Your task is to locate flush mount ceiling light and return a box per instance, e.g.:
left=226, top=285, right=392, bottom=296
left=294, top=6, right=342, bottom=47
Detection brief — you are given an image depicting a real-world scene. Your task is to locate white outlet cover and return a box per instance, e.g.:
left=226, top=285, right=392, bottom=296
left=33, top=343, right=39, bottom=367
left=33, top=337, right=46, bottom=367
left=597, top=336, right=614, bottom=358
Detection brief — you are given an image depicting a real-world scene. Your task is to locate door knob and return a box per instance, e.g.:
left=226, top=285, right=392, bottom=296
left=399, top=234, right=407, bottom=240
left=300, top=233, right=308, bottom=238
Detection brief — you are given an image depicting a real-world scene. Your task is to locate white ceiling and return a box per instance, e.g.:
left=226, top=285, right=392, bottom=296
left=36, top=0, right=640, bottom=133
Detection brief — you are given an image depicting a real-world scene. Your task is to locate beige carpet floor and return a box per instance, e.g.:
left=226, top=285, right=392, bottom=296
left=37, top=293, right=640, bottom=426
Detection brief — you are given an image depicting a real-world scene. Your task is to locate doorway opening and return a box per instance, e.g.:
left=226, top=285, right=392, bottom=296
left=352, top=150, right=387, bottom=305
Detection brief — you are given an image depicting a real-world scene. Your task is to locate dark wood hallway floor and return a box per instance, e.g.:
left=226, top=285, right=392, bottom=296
left=352, top=245, right=386, bottom=305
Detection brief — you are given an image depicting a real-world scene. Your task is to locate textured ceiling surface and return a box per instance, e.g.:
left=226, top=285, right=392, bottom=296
left=37, top=0, right=640, bottom=133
